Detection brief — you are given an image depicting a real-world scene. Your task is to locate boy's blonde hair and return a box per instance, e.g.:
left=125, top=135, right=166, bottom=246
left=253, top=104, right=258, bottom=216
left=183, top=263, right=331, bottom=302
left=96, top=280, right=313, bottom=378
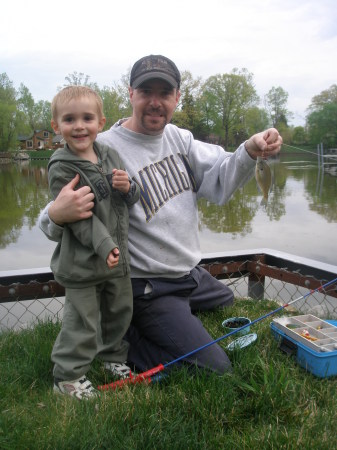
left=51, top=85, right=104, bottom=120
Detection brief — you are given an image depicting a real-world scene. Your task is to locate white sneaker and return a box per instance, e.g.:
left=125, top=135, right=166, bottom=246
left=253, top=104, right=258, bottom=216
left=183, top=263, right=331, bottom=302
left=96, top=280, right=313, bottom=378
left=53, top=376, right=99, bottom=400
left=104, top=362, right=134, bottom=379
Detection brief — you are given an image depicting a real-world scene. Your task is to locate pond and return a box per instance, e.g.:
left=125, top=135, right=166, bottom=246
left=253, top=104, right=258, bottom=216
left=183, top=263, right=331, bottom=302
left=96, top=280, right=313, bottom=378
left=0, top=152, right=336, bottom=272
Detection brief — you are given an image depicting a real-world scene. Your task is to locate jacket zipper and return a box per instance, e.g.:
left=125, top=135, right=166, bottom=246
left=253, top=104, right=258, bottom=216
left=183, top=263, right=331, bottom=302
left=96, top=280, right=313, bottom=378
left=97, top=164, right=128, bottom=276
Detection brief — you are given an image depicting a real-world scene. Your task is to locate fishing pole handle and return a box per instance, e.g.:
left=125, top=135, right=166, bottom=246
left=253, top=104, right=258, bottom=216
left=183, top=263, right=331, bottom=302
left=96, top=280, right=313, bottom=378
left=98, top=364, right=165, bottom=391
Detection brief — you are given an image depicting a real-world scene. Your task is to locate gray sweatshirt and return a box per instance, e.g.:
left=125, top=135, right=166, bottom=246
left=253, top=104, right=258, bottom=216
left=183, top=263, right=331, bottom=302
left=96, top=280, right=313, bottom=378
left=40, top=121, right=256, bottom=278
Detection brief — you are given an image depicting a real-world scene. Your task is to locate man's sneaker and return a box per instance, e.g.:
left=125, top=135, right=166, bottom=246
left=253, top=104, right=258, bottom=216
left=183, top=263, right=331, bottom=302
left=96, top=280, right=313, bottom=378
left=53, top=376, right=99, bottom=400
left=104, top=362, right=134, bottom=379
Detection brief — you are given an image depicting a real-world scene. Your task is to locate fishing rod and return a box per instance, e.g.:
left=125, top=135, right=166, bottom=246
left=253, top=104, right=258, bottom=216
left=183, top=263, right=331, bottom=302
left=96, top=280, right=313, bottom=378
left=98, top=276, right=337, bottom=391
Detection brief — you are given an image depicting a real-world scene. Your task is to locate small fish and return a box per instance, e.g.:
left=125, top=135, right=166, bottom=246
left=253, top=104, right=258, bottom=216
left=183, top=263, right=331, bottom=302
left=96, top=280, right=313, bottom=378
left=255, top=156, right=272, bottom=204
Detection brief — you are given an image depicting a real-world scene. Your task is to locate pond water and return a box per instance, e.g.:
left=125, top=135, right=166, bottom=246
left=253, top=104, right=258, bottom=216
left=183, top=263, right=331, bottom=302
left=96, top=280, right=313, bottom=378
left=0, top=153, right=336, bottom=272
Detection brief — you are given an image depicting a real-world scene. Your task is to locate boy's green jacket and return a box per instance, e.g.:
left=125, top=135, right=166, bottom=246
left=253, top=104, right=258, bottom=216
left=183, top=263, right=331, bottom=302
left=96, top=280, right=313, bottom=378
left=47, top=142, right=140, bottom=288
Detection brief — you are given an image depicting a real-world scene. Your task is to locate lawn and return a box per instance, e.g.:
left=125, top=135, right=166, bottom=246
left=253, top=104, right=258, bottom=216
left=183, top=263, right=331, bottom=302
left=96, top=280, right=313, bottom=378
left=1, top=299, right=336, bottom=450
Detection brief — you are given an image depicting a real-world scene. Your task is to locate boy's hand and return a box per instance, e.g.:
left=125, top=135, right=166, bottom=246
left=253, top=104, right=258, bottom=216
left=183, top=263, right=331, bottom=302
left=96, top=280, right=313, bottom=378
left=106, top=248, right=119, bottom=269
left=111, top=169, right=130, bottom=194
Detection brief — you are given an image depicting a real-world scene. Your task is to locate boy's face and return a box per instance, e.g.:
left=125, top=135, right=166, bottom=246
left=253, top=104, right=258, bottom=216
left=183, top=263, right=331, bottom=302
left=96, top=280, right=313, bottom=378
left=51, top=96, right=105, bottom=156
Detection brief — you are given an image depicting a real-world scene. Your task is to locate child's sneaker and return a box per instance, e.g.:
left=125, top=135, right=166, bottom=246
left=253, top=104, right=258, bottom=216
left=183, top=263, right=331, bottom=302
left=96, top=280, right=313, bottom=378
left=104, top=362, right=134, bottom=379
left=53, top=376, right=99, bottom=400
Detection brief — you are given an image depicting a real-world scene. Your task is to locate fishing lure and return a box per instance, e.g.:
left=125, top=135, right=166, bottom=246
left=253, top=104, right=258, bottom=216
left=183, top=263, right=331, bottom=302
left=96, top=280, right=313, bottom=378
left=300, top=329, right=318, bottom=341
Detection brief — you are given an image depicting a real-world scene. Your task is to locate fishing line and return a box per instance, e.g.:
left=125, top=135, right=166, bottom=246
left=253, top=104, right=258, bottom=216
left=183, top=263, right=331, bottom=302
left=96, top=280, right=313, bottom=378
left=282, top=143, right=318, bottom=156
left=282, top=143, right=337, bottom=162
left=98, top=276, right=337, bottom=391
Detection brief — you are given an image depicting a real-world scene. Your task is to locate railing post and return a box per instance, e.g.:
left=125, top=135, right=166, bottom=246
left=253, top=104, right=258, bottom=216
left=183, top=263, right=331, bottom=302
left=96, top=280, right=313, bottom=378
left=248, top=273, right=265, bottom=300
left=248, top=256, right=266, bottom=300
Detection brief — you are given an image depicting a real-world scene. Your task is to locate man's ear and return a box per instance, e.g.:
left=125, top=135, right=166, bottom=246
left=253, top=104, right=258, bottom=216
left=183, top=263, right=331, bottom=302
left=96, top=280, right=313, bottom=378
left=175, top=89, right=181, bottom=105
left=51, top=119, right=60, bottom=134
left=128, top=86, right=134, bottom=104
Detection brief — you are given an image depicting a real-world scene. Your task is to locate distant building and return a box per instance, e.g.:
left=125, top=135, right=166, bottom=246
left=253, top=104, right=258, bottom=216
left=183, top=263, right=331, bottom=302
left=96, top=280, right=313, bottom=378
left=18, top=130, right=54, bottom=150
left=52, top=134, right=64, bottom=149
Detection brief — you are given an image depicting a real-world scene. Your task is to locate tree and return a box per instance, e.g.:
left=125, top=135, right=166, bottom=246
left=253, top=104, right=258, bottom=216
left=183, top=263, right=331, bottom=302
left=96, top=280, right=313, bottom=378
left=17, top=84, right=52, bottom=132
left=307, top=103, right=337, bottom=147
left=58, top=72, right=100, bottom=94
left=202, top=68, right=259, bottom=148
left=176, top=71, right=202, bottom=109
left=62, top=72, right=91, bottom=87
left=292, top=126, right=307, bottom=145
left=307, top=84, right=337, bottom=112
left=172, top=71, right=207, bottom=139
left=264, top=86, right=292, bottom=129
left=33, top=100, right=52, bottom=130
left=244, top=107, right=269, bottom=141
left=99, top=84, right=130, bottom=130
left=306, top=85, right=337, bottom=147
left=17, top=84, right=35, bottom=129
left=118, top=71, right=133, bottom=113
left=0, top=73, right=28, bottom=151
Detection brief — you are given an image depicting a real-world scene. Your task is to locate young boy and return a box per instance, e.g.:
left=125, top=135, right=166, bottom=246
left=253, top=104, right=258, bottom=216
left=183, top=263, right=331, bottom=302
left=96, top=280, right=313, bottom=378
left=48, top=86, right=140, bottom=400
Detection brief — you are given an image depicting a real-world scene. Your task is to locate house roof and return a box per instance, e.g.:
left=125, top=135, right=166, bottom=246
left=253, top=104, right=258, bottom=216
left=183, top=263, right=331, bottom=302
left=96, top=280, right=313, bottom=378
left=52, top=135, right=64, bottom=144
left=17, top=130, right=55, bottom=142
left=17, top=133, right=34, bottom=141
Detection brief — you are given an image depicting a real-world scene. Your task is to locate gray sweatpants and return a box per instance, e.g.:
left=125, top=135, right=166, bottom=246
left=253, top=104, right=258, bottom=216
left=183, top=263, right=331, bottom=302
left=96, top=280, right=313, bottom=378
left=52, top=275, right=133, bottom=381
left=126, top=266, right=234, bottom=375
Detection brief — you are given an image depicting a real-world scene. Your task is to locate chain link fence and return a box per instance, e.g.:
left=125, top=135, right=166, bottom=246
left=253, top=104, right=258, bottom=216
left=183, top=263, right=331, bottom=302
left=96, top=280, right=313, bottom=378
left=1, top=253, right=337, bottom=332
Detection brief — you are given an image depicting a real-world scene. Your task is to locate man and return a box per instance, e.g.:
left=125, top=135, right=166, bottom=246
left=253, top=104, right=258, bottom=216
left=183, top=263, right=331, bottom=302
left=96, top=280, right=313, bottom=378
left=40, top=55, right=282, bottom=376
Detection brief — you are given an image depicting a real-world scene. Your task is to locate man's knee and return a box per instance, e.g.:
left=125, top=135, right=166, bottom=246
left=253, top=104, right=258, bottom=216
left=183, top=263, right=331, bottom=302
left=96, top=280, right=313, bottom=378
left=218, top=283, right=234, bottom=307
left=190, top=266, right=234, bottom=311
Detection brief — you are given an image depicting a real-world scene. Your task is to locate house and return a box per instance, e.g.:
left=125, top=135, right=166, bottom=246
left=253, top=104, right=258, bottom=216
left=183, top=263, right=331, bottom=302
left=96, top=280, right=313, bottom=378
left=18, top=130, right=54, bottom=150
left=52, top=134, right=64, bottom=149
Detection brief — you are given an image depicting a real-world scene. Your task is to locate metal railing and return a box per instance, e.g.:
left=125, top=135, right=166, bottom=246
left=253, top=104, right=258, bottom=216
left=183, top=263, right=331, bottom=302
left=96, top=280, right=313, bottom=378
left=1, top=249, right=336, bottom=332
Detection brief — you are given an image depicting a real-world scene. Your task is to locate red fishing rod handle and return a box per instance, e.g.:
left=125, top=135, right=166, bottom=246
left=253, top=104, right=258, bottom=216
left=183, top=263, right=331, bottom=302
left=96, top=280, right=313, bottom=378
left=98, top=364, right=165, bottom=391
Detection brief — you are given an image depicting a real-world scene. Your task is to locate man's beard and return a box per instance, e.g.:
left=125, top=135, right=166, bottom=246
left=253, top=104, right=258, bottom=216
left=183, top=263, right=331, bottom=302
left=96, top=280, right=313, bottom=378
left=141, top=111, right=168, bottom=135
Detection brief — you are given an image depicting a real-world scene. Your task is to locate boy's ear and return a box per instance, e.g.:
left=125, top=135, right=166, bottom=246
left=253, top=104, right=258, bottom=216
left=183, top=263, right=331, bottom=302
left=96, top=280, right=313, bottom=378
left=98, top=116, right=106, bottom=132
left=51, top=119, right=60, bottom=134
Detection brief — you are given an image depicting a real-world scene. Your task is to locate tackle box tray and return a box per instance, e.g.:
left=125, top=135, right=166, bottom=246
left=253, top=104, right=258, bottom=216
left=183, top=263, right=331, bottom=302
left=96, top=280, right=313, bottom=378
left=270, top=315, right=337, bottom=378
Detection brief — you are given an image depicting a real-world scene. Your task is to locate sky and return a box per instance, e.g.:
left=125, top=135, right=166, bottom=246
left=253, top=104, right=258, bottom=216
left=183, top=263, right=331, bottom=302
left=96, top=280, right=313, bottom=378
left=1, top=0, right=336, bottom=127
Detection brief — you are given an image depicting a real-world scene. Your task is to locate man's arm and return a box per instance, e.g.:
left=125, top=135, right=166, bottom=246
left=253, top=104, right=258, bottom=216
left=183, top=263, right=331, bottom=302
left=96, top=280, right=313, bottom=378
left=48, top=173, right=95, bottom=225
left=38, top=174, right=95, bottom=241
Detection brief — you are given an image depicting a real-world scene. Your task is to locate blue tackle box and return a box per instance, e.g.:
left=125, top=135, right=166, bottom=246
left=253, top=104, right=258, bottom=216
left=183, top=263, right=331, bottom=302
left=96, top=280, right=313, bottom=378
left=270, top=315, right=337, bottom=378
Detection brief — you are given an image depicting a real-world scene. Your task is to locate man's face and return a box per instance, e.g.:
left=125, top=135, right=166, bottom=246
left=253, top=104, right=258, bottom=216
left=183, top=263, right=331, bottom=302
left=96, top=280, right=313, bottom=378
left=128, top=79, right=180, bottom=135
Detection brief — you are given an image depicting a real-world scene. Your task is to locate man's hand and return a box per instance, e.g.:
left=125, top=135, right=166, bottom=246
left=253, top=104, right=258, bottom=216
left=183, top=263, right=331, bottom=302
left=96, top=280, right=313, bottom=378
left=106, top=248, right=120, bottom=269
left=49, top=174, right=95, bottom=225
left=244, top=128, right=283, bottom=159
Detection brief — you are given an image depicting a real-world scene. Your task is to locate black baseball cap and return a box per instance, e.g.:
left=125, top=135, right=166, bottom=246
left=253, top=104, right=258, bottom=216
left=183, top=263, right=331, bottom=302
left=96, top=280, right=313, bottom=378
left=130, top=55, right=181, bottom=89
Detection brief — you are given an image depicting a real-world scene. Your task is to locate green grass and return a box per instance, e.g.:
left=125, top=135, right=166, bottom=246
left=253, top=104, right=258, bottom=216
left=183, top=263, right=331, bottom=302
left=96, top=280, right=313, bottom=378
left=25, top=150, right=55, bottom=159
left=1, top=299, right=336, bottom=450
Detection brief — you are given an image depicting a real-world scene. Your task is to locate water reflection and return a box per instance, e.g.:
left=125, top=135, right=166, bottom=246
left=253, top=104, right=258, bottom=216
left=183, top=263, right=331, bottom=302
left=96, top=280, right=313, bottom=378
left=0, top=154, right=336, bottom=269
left=0, top=161, right=50, bottom=250
left=283, top=156, right=337, bottom=222
left=198, top=154, right=337, bottom=237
